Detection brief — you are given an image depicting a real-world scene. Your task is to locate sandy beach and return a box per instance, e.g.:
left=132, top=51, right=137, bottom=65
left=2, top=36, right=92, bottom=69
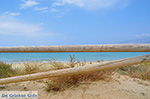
left=0, top=72, right=150, bottom=99
left=0, top=61, right=150, bottom=99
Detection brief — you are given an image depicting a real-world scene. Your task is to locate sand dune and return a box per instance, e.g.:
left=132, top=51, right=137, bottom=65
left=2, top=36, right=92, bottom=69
left=0, top=73, right=149, bottom=99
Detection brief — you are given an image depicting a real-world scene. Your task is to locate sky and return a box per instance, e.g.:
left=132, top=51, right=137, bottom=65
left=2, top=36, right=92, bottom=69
left=0, top=0, right=150, bottom=46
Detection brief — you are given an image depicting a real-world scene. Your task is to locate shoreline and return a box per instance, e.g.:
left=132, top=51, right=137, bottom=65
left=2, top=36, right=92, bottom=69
left=0, top=52, right=150, bottom=64
left=3, top=59, right=106, bottom=65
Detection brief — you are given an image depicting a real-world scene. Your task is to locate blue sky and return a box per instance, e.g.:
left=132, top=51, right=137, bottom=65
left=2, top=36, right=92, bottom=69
left=0, top=0, right=150, bottom=46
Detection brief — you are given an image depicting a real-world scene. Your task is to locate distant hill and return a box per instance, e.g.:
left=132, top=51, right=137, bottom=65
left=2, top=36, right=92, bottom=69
left=119, top=37, right=150, bottom=44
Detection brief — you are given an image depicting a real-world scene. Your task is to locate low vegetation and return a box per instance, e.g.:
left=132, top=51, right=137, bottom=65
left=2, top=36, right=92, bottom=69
left=0, top=62, right=15, bottom=78
left=50, top=61, right=66, bottom=70
left=0, top=56, right=149, bottom=92
left=69, top=55, right=78, bottom=67
left=45, top=70, right=113, bottom=92
left=43, top=56, right=113, bottom=92
left=118, top=62, right=150, bottom=80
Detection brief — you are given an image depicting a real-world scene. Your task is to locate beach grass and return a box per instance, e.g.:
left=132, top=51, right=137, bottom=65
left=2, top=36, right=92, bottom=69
left=14, top=60, right=150, bottom=92
left=44, top=70, right=113, bottom=92
left=0, top=58, right=150, bottom=92
left=0, top=62, right=16, bottom=78
left=118, top=62, right=150, bottom=80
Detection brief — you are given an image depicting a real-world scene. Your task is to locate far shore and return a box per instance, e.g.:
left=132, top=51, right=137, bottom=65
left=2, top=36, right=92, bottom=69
left=4, top=59, right=106, bottom=64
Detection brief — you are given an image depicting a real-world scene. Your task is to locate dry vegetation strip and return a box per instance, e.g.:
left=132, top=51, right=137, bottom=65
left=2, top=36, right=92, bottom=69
left=118, top=62, right=150, bottom=80
left=0, top=55, right=150, bottom=85
left=0, top=44, right=150, bottom=52
left=0, top=62, right=16, bottom=78
left=0, top=61, right=150, bottom=92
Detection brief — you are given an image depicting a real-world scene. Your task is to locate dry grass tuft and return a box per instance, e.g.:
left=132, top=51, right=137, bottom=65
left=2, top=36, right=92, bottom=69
left=21, top=63, right=46, bottom=75
left=50, top=61, right=66, bottom=70
left=69, top=55, right=78, bottom=67
left=13, top=62, right=49, bottom=76
left=0, top=62, right=16, bottom=78
left=118, top=62, right=150, bottom=80
left=44, top=55, right=113, bottom=92
left=45, top=70, right=113, bottom=92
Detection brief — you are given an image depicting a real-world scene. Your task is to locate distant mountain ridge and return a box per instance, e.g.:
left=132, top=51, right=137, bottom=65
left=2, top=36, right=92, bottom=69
left=119, top=37, right=150, bottom=44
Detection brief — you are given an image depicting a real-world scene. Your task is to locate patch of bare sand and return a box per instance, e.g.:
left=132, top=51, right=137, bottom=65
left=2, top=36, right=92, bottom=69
left=0, top=73, right=150, bottom=99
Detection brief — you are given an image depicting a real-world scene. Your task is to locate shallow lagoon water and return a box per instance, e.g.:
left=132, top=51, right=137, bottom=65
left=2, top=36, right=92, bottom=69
left=0, top=52, right=150, bottom=63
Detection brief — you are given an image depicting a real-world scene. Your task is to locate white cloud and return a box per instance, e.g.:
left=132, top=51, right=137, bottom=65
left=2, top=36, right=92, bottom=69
left=0, top=21, right=41, bottom=35
left=2, top=12, right=20, bottom=17
left=135, top=33, right=150, bottom=38
left=52, top=0, right=129, bottom=10
left=0, top=15, right=53, bottom=36
left=50, top=8, right=60, bottom=12
left=7, top=12, right=20, bottom=16
left=20, top=0, right=40, bottom=9
left=33, top=7, right=49, bottom=12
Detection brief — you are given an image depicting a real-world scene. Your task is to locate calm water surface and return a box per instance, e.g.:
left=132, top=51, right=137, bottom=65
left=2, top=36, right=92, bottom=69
left=0, top=52, right=150, bottom=63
